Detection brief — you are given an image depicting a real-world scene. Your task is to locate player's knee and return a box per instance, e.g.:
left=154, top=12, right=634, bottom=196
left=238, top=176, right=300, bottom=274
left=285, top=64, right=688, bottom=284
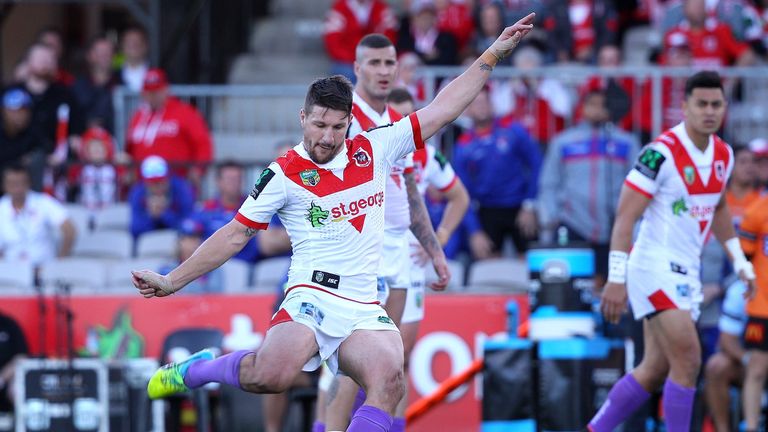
left=241, top=366, right=294, bottom=393
left=705, top=354, right=731, bottom=381
left=370, top=367, right=405, bottom=407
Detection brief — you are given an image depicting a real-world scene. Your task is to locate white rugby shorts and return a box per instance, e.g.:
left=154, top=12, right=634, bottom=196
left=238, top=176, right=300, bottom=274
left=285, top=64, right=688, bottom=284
left=270, top=286, right=399, bottom=375
left=378, top=232, right=412, bottom=294
left=627, top=260, right=702, bottom=321
left=402, top=263, right=426, bottom=323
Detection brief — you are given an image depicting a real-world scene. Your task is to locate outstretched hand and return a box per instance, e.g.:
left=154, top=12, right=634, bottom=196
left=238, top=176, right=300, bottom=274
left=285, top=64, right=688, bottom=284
left=488, top=13, right=536, bottom=61
left=132, top=270, right=176, bottom=298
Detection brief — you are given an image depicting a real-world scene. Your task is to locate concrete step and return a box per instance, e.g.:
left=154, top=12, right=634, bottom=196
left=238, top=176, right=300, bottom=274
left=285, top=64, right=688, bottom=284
left=228, top=53, right=330, bottom=84
left=249, top=17, right=326, bottom=55
left=270, top=0, right=334, bottom=19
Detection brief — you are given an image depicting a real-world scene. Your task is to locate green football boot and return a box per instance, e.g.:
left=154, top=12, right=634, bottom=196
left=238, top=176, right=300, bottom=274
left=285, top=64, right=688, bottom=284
left=147, top=349, right=214, bottom=399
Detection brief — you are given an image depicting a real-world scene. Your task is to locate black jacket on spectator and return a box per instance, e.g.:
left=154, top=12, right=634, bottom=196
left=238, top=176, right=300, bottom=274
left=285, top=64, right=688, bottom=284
left=72, top=74, right=119, bottom=134
left=20, top=83, right=84, bottom=154
left=0, top=121, right=45, bottom=168
left=397, top=17, right=459, bottom=66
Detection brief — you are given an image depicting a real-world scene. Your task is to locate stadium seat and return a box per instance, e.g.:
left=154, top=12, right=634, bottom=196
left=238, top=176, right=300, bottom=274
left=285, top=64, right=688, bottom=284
left=64, top=203, right=92, bottom=236
left=106, top=258, right=167, bottom=293
left=39, top=257, right=108, bottom=293
left=0, top=260, right=35, bottom=291
left=73, top=230, right=133, bottom=260
left=425, top=259, right=466, bottom=291
left=252, top=256, right=291, bottom=288
left=93, top=203, right=131, bottom=232
left=136, top=229, right=178, bottom=259
left=220, top=260, right=252, bottom=293
left=622, top=26, right=659, bottom=66
left=466, top=258, right=529, bottom=292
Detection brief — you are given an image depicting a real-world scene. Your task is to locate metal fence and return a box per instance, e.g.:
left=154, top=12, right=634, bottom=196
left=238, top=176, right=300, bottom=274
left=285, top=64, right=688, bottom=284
left=113, top=66, right=768, bottom=164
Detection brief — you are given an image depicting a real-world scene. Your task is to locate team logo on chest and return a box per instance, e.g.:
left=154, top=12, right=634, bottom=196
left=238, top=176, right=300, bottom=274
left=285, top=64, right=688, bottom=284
left=300, top=169, right=320, bottom=187
left=352, top=148, right=371, bottom=167
left=714, top=160, right=725, bottom=183
left=683, top=165, right=696, bottom=185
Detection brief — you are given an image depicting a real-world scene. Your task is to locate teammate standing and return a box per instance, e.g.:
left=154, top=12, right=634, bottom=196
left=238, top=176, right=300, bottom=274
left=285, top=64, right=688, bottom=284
left=132, top=14, right=535, bottom=432
left=589, top=70, right=756, bottom=432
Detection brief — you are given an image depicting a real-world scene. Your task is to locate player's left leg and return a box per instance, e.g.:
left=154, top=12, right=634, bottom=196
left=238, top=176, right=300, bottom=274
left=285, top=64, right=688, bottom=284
left=338, top=328, right=405, bottom=432
left=704, top=352, right=743, bottom=432
left=742, top=349, right=768, bottom=431
left=647, top=309, right=701, bottom=432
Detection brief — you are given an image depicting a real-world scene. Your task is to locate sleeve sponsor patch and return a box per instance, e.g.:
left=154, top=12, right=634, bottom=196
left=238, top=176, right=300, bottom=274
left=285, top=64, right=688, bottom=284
left=250, top=168, right=276, bottom=200
left=635, top=148, right=666, bottom=180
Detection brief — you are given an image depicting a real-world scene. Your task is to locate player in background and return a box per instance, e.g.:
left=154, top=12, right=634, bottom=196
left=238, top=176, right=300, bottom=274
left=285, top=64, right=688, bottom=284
left=738, top=195, right=768, bottom=432
left=589, top=70, right=756, bottom=432
left=133, top=14, right=536, bottom=432
left=322, top=33, right=462, bottom=432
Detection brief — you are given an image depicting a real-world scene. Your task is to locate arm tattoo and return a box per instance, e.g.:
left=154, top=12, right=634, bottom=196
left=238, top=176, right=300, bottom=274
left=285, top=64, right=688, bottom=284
left=405, top=172, right=442, bottom=258
left=479, top=62, right=493, bottom=72
left=244, top=227, right=258, bottom=238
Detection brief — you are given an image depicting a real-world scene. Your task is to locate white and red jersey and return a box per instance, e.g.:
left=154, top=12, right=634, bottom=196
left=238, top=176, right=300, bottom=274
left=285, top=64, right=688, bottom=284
left=236, top=114, right=424, bottom=303
left=349, top=93, right=413, bottom=236
left=411, top=143, right=458, bottom=195
left=624, top=122, right=734, bottom=277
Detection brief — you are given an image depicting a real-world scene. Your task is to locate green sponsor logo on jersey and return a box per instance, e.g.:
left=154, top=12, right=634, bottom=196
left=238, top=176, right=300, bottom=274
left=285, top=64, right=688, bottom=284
left=300, top=169, right=320, bottom=187
left=305, top=202, right=329, bottom=228
left=672, top=197, right=688, bottom=216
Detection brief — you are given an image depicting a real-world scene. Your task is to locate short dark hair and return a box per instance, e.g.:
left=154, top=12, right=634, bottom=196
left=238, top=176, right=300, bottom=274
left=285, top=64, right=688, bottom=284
left=685, top=71, right=723, bottom=97
left=215, top=160, right=243, bottom=178
left=3, top=162, right=28, bottom=179
left=304, top=75, right=353, bottom=117
left=357, top=33, right=394, bottom=50
left=387, top=88, right=415, bottom=105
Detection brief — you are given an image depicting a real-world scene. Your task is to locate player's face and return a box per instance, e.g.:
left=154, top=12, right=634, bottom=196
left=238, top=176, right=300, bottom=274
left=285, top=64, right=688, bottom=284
left=355, top=46, right=398, bottom=101
left=300, top=105, right=351, bottom=165
left=683, top=88, right=726, bottom=136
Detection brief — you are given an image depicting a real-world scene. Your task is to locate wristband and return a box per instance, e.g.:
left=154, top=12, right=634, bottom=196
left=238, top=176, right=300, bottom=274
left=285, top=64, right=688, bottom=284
left=725, top=237, right=755, bottom=280
left=480, top=50, right=500, bottom=68
left=607, top=251, right=628, bottom=284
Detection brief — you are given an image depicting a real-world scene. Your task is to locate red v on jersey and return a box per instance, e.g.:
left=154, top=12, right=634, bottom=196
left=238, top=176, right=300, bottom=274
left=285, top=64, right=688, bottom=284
left=276, top=138, right=375, bottom=197
left=658, top=131, right=730, bottom=195
left=351, top=103, right=404, bottom=134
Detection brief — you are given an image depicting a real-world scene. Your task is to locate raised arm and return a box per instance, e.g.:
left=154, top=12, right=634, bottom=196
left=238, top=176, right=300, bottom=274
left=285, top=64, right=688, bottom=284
left=132, top=219, right=254, bottom=297
left=414, top=13, right=535, bottom=141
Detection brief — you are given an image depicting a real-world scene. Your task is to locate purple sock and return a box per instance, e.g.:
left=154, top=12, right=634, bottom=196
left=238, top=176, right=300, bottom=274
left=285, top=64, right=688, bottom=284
left=350, top=388, right=366, bottom=418
left=390, top=417, right=405, bottom=432
left=347, top=405, right=392, bottom=432
left=312, top=420, right=325, bottom=432
left=184, top=350, right=252, bottom=389
left=662, top=379, right=695, bottom=432
left=588, top=373, right=651, bottom=432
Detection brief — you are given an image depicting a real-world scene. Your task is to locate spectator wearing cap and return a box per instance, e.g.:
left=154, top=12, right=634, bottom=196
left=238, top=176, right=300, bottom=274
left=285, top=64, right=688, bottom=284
left=0, top=89, right=42, bottom=176
left=156, top=218, right=224, bottom=294
left=749, top=138, right=768, bottom=189
left=323, top=0, right=398, bottom=82
left=125, top=68, right=213, bottom=188
left=128, top=155, right=194, bottom=238
left=70, top=127, right=119, bottom=213
left=0, top=162, right=76, bottom=268
left=114, top=27, right=150, bottom=93
left=661, top=0, right=756, bottom=68
left=397, top=0, right=459, bottom=66
left=72, top=35, right=120, bottom=134
left=192, top=160, right=290, bottom=264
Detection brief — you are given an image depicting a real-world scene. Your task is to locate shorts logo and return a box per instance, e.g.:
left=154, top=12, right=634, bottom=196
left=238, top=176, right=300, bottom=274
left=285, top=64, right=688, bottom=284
left=305, top=202, right=330, bottom=228
left=312, top=270, right=340, bottom=289
left=377, top=316, right=394, bottom=325
left=683, top=166, right=696, bottom=185
left=745, top=322, right=764, bottom=343
left=676, top=284, right=691, bottom=299
left=671, top=198, right=688, bottom=216
left=250, top=168, right=275, bottom=200
left=670, top=262, right=688, bottom=275
left=377, top=277, right=387, bottom=293
left=635, top=148, right=665, bottom=180
left=300, top=169, right=320, bottom=187
left=299, top=302, right=325, bottom=325
left=352, top=148, right=371, bottom=167
left=714, top=160, right=725, bottom=182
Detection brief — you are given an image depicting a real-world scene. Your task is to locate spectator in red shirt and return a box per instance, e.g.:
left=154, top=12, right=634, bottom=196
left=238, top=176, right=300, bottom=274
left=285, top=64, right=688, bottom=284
left=542, top=0, right=619, bottom=63
left=662, top=0, right=756, bottom=67
left=323, top=0, right=398, bottom=82
left=434, top=0, right=474, bottom=53
left=125, top=68, right=213, bottom=189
